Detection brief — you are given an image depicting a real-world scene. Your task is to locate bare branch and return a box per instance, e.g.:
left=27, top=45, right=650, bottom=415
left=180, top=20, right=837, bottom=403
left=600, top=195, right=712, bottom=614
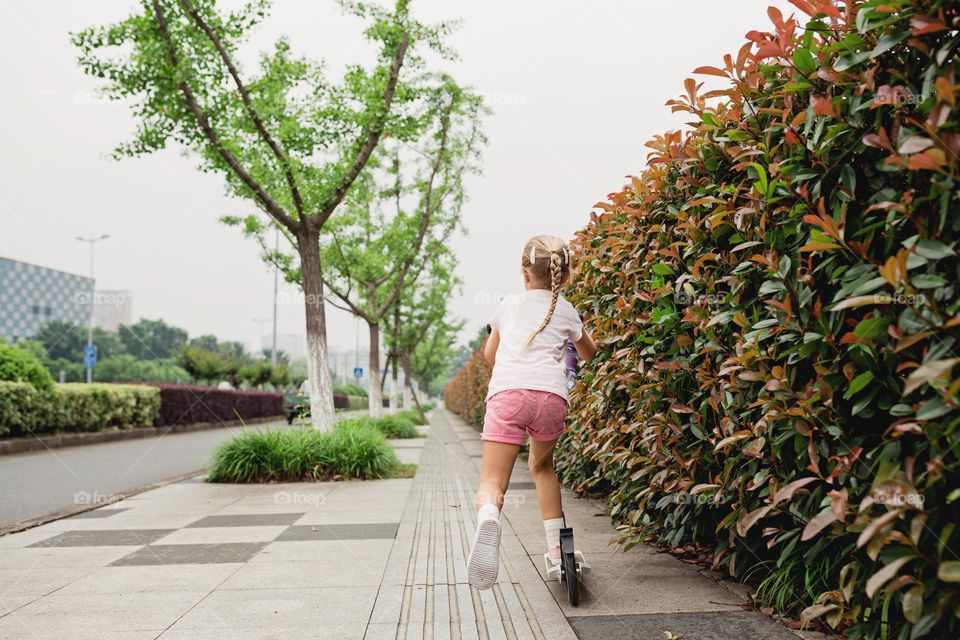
left=150, top=0, right=297, bottom=231
left=319, top=32, right=410, bottom=223
left=180, top=0, right=306, bottom=222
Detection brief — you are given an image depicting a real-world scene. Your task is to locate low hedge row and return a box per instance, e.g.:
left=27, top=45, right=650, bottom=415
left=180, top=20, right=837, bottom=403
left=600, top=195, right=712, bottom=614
left=0, top=381, right=160, bottom=436
left=150, top=383, right=283, bottom=426
left=444, top=343, right=490, bottom=428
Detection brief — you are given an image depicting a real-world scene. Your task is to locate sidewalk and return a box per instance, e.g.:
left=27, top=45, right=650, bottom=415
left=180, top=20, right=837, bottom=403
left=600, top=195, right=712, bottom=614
left=0, top=410, right=803, bottom=639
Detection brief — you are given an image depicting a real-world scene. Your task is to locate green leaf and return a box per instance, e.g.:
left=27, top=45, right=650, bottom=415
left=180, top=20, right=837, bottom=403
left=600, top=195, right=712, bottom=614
left=854, top=316, right=890, bottom=339
left=937, top=561, right=960, bottom=583
left=845, top=371, right=874, bottom=397
left=793, top=48, right=817, bottom=75
left=651, top=264, right=675, bottom=276
left=913, top=239, right=954, bottom=260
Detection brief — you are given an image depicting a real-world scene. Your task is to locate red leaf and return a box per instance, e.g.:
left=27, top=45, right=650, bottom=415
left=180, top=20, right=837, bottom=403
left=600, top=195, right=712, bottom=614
left=910, top=15, right=947, bottom=35
left=693, top=66, right=728, bottom=78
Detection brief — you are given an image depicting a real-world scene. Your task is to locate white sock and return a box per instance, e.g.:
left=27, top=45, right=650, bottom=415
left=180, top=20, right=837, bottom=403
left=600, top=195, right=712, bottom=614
left=544, top=517, right=563, bottom=553
left=478, top=503, right=500, bottom=523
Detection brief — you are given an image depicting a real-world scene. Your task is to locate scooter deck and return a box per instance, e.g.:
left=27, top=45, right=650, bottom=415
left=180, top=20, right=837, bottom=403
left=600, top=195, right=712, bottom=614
left=544, top=550, right=591, bottom=580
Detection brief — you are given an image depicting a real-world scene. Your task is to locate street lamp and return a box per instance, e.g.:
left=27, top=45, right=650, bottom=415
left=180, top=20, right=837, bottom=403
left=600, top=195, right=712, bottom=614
left=76, top=234, right=109, bottom=384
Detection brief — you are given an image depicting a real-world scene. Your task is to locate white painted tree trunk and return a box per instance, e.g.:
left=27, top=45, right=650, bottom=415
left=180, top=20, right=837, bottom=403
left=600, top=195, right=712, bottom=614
left=299, top=230, right=335, bottom=431
left=367, top=322, right=383, bottom=418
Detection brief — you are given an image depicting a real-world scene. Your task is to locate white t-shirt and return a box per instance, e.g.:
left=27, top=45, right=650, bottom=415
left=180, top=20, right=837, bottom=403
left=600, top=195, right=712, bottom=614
left=486, top=289, right=583, bottom=401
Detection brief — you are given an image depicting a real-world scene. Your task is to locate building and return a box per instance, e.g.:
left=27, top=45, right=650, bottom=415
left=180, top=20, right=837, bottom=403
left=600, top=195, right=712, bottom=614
left=0, top=257, right=92, bottom=342
left=93, top=290, right=133, bottom=332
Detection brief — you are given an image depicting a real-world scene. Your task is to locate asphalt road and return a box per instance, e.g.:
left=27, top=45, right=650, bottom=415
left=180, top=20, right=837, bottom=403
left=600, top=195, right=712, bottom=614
left=0, top=420, right=289, bottom=528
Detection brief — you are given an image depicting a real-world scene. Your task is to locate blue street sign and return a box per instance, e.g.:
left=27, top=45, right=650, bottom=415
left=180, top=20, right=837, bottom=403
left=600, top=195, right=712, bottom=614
left=83, top=345, right=97, bottom=369
left=353, top=367, right=363, bottom=379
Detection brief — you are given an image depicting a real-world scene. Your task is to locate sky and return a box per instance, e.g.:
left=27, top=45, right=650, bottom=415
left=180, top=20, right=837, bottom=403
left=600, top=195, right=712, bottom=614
left=0, top=0, right=794, bottom=357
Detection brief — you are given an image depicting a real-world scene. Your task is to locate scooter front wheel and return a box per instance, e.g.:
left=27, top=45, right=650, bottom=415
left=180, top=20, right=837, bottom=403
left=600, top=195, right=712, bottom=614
left=559, top=527, right=578, bottom=606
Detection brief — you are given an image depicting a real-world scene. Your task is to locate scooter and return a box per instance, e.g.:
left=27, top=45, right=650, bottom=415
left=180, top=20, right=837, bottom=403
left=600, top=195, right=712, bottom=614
left=543, top=513, right=591, bottom=606
left=542, top=343, right=591, bottom=605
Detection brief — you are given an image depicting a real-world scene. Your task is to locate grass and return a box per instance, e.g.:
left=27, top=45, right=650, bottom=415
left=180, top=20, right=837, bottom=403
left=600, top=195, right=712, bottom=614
left=395, top=408, right=428, bottom=426
left=338, top=415, right=420, bottom=439
left=207, top=420, right=400, bottom=483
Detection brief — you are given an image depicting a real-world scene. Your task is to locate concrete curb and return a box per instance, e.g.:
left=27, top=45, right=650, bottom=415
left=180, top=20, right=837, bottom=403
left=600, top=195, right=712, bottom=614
left=0, top=468, right=206, bottom=537
left=0, top=415, right=283, bottom=457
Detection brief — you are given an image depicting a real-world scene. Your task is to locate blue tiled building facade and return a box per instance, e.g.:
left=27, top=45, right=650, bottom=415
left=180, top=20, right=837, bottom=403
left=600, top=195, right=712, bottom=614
left=0, top=257, right=93, bottom=342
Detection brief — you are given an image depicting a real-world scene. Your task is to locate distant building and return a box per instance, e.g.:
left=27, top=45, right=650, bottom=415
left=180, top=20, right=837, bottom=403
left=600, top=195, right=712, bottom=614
left=93, top=290, right=133, bottom=332
left=260, top=332, right=307, bottom=362
left=0, top=257, right=93, bottom=342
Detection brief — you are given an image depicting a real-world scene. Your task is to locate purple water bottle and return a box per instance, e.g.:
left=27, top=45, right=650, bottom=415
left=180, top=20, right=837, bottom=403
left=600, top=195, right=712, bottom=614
left=564, top=341, right=578, bottom=389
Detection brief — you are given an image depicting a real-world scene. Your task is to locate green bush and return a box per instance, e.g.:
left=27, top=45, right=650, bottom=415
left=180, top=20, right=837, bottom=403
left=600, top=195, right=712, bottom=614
left=335, top=383, right=368, bottom=398
left=0, top=382, right=160, bottom=437
left=553, top=1, right=960, bottom=637
left=0, top=382, right=42, bottom=437
left=346, top=394, right=367, bottom=410
left=339, top=414, right=419, bottom=439
left=206, top=421, right=398, bottom=482
left=0, top=344, right=54, bottom=392
left=395, top=408, right=427, bottom=426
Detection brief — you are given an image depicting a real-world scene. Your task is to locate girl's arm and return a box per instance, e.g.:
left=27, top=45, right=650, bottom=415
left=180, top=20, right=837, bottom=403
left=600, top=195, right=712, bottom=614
left=484, top=328, right=500, bottom=367
left=573, top=328, right=597, bottom=362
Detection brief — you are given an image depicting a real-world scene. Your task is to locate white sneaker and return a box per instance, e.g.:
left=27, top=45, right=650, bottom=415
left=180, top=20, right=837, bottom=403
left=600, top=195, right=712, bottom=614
left=467, top=517, right=501, bottom=589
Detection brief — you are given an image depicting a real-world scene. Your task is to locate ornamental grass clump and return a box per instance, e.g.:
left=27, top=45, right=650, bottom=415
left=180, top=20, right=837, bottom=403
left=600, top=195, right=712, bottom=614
left=550, top=1, right=959, bottom=637
left=207, top=421, right=398, bottom=483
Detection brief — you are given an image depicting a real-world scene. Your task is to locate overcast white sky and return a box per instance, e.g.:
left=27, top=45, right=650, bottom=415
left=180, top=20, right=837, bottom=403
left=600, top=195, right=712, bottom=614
left=0, top=0, right=792, bottom=356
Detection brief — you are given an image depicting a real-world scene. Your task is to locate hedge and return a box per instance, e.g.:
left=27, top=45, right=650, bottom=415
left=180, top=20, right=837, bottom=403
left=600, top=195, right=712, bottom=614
left=150, top=384, right=283, bottom=426
left=444, top=342, right=491, bottom=428
left=0, top=381, right=160, bottom=436
left=551, top=1, right=959, bottom=637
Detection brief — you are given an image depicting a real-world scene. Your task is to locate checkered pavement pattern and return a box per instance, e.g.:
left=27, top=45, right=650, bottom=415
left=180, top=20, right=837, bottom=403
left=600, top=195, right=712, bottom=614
left=0, top=257, right=92, bottom=341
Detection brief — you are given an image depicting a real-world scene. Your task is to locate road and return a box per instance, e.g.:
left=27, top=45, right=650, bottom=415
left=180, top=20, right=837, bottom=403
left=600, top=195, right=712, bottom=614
left=0, top=420, right=288, bottom=528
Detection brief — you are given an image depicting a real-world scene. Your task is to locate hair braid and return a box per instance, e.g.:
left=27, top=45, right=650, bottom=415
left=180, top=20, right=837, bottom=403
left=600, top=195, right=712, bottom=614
left=523, top=251, right=563, bottom=351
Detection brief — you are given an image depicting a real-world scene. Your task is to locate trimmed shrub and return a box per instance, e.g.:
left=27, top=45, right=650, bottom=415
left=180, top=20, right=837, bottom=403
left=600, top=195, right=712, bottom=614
left=0, top=382, right=160, bottom=436
left=0, top=381, right=41, bottom=437
left=333, top=393, right=349, bottom=410
left=444, top=343, right=491, bottom=428
left=346, top=395, right=367, bottom=410
left=206, top=420, right=398, bottom=482
left=0, top=344, right=54, bottom=392
left=553, top=1, right=960, bottom=637
left=150, top=384, right=283, bottom=426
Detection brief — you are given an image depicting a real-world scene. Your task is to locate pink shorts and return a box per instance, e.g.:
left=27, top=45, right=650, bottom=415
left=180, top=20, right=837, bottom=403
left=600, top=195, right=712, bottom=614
left=482, top=389, right=568, bottom=445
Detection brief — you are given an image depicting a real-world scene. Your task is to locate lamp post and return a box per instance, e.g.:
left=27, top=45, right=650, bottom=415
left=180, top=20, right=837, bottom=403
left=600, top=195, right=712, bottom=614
left=76, top=234, right=109, bottom=384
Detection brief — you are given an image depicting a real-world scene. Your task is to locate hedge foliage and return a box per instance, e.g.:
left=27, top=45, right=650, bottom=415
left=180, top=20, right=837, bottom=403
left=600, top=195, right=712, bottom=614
left=553, top=1, right=959, bottom=637
left=444, top=343, right=491, bottom=428
left=150, top=384, right=283, bottom=426
left=0, top=382, right=160, bottom=436
left=0, top=344, right=54, bottom=393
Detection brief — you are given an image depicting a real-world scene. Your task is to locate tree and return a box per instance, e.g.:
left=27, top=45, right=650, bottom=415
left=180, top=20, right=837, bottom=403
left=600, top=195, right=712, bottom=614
left=73, top=0, right=456, bottom=430
left=383, top=248, right=461, bottom=414
left=175, top=345, right=238, bottom=385
left=119, top=319, right=188, bottom=360
left=321, top=80, right=484, bottom=416
left=35, top=321, right=124, bottom=362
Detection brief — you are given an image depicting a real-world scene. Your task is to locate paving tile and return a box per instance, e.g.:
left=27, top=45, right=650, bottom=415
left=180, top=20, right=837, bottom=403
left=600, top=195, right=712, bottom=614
left=250, top=539, right=393, bottom=563
left=187, top=513, right=304, bottom=528
left=0, top=591, right=206, bottom=637
left=68, top=508, right=131, bottom=519
left=27, top=529, right=174, bottom=547
left=275, top=523, right=398, bottom=541
left=0, top=594, right=40, bottom=617
left=507, top=482, right=536, bottom=490
left=56, top=563, right=242, bottom=594
left=160, top=628, right=365, bottom=640
left=0, top=546, right=145, bottom=569
left=365, top=622, right=400, bottom=640
left=0, top=529, right=61, bottom=549
left=568, top=611, right=800, bottom=640
left=155, top=526, right=287, bottom=545
left=111, top=543, right=268, bottom=566
left=0, top=566, right=90, bottom=596
left=167, top=586, right=378, bottom=632
left=220, top=557, right=387, bottom=589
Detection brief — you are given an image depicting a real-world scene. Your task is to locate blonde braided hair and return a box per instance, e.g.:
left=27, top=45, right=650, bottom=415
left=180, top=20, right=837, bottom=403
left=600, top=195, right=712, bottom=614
left=521, top=235, right=571, bottom=351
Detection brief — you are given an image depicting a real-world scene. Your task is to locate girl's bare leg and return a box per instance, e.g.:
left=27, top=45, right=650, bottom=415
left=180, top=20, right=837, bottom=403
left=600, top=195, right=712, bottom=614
left=528, top=438, right=562, bottom=519
left=476, top=441, right=521, bottom=510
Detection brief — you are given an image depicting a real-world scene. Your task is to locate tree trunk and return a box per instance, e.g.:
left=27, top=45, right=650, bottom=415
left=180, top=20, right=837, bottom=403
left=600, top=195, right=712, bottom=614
left=367, top=321, right=383, bottom=418
left=390, top=351, right=400, bottom=411
left=298, top=229, right=335, bottom=431
left=401, top=352, right=422, bottom=420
